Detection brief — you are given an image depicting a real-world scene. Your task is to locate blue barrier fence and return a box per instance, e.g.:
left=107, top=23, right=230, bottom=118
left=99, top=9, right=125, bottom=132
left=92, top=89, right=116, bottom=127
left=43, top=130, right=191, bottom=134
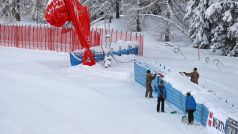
left=134, top=60, right=209, bottom=126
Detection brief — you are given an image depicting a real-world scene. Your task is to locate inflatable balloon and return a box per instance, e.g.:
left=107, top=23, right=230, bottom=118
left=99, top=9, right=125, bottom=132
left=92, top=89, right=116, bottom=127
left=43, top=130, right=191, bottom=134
left=45, top=0, right=96, bottom=66
left=45, top=0, right=69, bottom=27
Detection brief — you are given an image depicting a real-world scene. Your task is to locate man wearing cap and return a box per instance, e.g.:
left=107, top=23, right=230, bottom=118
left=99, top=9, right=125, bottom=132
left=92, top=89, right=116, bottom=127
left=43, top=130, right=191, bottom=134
left=181, top=68, right=199, bottom=84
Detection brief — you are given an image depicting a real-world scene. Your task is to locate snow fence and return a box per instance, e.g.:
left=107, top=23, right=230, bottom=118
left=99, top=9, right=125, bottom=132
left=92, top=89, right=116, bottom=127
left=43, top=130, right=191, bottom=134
left=134, top=60, right=209, bottom=126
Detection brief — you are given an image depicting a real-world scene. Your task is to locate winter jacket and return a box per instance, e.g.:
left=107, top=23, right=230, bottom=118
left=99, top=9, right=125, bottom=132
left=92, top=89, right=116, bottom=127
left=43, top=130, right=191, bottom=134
left=146, top=74, right=156, bottom=90
left=184, top=72, right=199, bottom=84
left=185, top=96, right=196, bottom=110
left=156, top=85, right=167, bottom=99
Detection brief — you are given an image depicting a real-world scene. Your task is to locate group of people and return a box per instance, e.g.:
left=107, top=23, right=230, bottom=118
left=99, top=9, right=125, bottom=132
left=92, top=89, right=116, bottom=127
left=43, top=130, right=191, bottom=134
left=145, top=68, right=199, bottom=124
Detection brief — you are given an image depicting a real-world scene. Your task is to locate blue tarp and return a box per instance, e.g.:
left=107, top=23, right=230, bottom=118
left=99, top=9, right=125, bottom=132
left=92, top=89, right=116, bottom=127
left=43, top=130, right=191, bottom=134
left=70, top=52, right=83, bottom=66
left=70, top=46, right=138, bottom=66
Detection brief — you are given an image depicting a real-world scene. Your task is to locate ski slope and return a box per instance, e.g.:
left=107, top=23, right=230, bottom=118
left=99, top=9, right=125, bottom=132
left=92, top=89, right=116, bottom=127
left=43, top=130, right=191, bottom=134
left=1, top=17, right=238, bottom=134
left=141, top=30, right=238, bottom=120
left=100, top=17, right=238, bottom=120
left=0, top=47, right=210, bottom=134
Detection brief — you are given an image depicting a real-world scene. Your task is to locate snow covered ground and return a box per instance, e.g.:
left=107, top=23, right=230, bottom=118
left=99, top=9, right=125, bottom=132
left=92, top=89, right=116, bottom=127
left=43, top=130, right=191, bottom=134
left=0, top=17, right=238, bottom=134
left=141, top=30, right=238, bottom=120
left=0, top=47, right=210, bottom=134
left=103, top=17, right=238, bottom=120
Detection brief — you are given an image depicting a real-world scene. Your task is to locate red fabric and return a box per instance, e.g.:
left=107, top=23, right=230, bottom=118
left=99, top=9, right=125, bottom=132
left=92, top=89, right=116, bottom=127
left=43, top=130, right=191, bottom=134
left=45, top=0, right=69, bottom=27
left=45, top=0, right=96, bottom=66
left=82, top=48, right=96, bottom=66
left=63, top=0, right=95, bottom=65
left=63, top=0, right=89, bottom=49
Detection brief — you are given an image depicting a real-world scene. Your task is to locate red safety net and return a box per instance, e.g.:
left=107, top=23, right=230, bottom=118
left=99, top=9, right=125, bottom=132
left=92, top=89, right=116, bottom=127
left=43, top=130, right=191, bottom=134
left=0, top=24, right=144, bottom=56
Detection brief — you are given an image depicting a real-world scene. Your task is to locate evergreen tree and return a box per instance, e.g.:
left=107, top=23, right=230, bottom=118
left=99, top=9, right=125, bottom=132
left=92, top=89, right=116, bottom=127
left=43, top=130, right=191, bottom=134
left=184, top=0, right=210, bottom=48
left=227, top=22, right=238, bottom=56
left=205, top=0, right=238, bottom=56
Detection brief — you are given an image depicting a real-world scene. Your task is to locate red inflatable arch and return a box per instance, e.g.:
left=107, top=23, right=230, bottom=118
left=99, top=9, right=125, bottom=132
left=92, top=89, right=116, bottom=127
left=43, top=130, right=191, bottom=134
left=45, top=0, right=96, bottom=66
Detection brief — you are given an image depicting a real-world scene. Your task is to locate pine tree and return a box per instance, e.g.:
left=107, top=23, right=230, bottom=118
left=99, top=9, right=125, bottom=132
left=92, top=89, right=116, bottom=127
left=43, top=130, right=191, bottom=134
left=184, top=0, right=210, bottom=48
left=227, top=22, right=238, bottom=56
left=205, top=0, right=238, bottom=56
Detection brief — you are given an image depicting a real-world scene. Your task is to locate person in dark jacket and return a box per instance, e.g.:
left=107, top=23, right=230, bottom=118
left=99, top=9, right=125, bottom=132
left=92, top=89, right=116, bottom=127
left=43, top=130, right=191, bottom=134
left=181, top=68, right=199, bottom=84
left=156, top=80, right=167, bottom=112
left=145, top=70, right=156, bottom=98
left=185, top=92, right=196, bottom=124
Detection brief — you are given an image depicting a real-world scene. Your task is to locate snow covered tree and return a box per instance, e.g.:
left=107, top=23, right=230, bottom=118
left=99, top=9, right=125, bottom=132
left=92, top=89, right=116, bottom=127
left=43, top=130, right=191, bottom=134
left=227, top=22, right=238, bottom=56
left=148, top=0, right=189, bottom=41
left=123, top=0, right=142, bottom=32
left=205, top=0, right=238, bottom=56
left=184, top=0, right=238, bottom=56
left=0, top=0, right=21, bottom=21
left=0, top=0, right=33, bottom=22
left=184, top=0, right=210, bottom=48
left=124, top=0, right=188, bottom=38
left=155, top=0, right=188, bottom=41
left=85, top=0, right=120, bottom=25
left=32, top=0, right=48, bottom=23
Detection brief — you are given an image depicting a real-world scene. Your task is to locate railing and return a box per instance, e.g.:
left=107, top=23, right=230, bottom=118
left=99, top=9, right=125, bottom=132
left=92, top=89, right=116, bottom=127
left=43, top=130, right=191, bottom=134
left=0, top=24, right=144, bottom=56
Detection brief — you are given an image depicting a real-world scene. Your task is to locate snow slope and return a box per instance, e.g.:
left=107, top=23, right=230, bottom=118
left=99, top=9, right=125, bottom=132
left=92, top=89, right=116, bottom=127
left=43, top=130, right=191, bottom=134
left=99, top=16, right=238, bottom=120
left=1, top=16, right=238, bottom=134
left=140, top=30, right=238, bottom=120
left=0, top=47, right=210, bottom=134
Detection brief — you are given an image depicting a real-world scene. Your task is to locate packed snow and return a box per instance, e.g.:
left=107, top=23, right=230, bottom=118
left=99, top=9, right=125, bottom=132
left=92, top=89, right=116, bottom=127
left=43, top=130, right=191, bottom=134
left=0, top=47, right=210, bottom=134
left=1, top=17, right=238, bottom=134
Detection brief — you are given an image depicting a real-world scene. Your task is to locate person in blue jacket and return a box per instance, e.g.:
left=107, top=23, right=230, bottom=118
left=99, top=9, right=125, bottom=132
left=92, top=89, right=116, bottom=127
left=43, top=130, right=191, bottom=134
left=185, top=92, right=196, bottom=124
left=156, top=80, right=167, bottom=112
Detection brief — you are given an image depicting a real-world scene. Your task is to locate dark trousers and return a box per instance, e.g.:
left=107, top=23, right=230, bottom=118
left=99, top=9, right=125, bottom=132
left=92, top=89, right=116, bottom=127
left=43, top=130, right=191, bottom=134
left=188, top=109, right=195, bottom=123
left=157, top=97, right=165, bottom=112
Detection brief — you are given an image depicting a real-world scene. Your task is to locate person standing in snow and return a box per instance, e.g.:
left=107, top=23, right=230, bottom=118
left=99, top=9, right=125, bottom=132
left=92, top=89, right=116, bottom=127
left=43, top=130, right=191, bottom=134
left=156, top=80, right=167, bottom=112
left=145, top=70, right=156, bottom=98
left=185, top=92, right=196, bottom=124
left=181, top=68, right=199, bottom=84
